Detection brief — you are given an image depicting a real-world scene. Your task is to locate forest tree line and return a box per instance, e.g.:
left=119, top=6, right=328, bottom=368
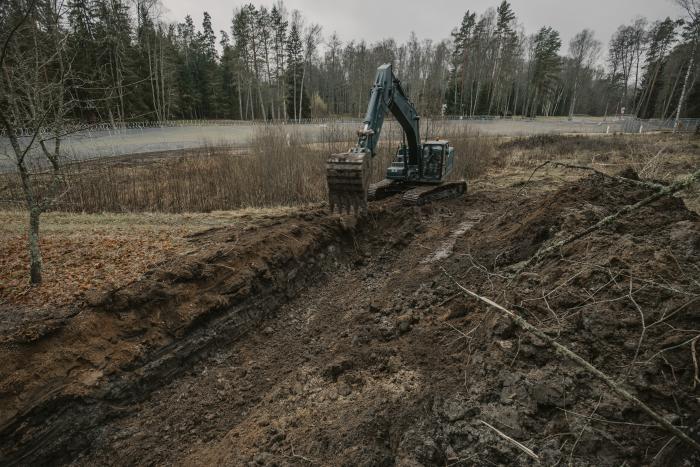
left=1, top=0, right=699, bottom=124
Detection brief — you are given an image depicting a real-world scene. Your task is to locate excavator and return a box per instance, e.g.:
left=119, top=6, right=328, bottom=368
left=326, top=63, right=467, bottom=213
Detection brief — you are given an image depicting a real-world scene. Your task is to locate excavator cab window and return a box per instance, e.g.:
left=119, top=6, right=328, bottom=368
left=422, top=144, right=444, bottom=179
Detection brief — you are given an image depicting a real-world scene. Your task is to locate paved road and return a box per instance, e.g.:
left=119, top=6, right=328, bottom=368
left=0, top=118, right=626, bottom=171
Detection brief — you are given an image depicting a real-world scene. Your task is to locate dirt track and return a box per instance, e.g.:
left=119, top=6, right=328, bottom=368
left=1, top=170, right=700, bottom=465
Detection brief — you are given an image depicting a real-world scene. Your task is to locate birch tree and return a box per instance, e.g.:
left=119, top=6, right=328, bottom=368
left=673, top=0, right=700, bottom=131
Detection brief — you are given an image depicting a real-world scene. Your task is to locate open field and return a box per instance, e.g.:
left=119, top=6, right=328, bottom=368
left=0, top=117, right=658, bottom=172
left=1, top=133, right=699, bottom=465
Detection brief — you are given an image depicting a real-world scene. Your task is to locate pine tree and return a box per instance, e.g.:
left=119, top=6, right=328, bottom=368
left=530, top=26, right=562, bottom=116
left=637, top=18, right=678, bottom=118
left=271, top=5, right=288, bottom=118
left=446, top=11, right=476, bottom=115
left=286, top=20, right=307, bottom=119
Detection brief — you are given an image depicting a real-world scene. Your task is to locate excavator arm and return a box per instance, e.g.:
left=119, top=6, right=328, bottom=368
left=326, top=63, right=421, bottom=213
left=357, top=64, right=421, bottom=159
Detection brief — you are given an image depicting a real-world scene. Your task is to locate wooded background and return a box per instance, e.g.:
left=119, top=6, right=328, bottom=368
left=1, top=0, right=699, bottom=123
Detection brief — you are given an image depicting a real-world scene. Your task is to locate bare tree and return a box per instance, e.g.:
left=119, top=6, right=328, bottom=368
left=0, top=0, right=74, bottom=284
left=567, top=29, right=601, bottom=119
left=298, top=22, right=322, bottom=122
left=673, top=0, right=700, bottom=132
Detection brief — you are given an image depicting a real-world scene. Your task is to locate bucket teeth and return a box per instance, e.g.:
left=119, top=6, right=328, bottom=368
left=326, top=150, right=371, bottom=215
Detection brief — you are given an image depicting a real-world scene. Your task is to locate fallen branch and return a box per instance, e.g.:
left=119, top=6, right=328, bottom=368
left=518, top=168, right=700, bottom=272
left=437, top=292, right=460, bottom=307
left=441, top=267, right=700, bottom=453
left=479, top=419, right=540, bottom=462
left=540, top=160, right=667, bottom=192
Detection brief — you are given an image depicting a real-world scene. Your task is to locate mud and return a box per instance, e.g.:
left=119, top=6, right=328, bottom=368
left=1, top=171, right=699, bottom=466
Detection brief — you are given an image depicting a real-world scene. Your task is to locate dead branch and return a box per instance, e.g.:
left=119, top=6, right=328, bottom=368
left=479, top=419, right=540, bottom=462
left=518, top=168, right=700, bottom=272
left=538, top=160, right=667, bottom=191
left=436, top=292, right=460, bottom=307
left=441, top=267, right=700, bottom=453
left=557, top=407, right=678, bottom=428
left=624, top=277, right=647, bottom=376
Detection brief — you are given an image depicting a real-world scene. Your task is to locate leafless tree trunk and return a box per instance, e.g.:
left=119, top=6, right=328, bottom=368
left=674, top=0, right=699, bottom=131
left=0, top=0, right=74, bottom=284
left=298, top=24, right=321, bottom=122
left=568, top=29, right=601, bottom=120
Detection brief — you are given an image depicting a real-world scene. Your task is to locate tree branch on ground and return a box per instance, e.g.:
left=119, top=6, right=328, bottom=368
left=441, top=266, right=700, bottom=453
left=517, top=168, right=700, bottom=273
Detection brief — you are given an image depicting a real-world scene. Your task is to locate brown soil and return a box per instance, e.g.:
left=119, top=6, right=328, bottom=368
left=1, top=170, right=699, bottom=466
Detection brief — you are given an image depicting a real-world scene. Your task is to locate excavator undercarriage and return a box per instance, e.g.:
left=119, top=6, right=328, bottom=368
left=368, top=178, right=467, bottom=206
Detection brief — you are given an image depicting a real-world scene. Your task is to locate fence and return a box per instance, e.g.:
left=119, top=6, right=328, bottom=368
left=622, top=117, right=700, bottom=134
left=2, top=116, right=699, bottom=139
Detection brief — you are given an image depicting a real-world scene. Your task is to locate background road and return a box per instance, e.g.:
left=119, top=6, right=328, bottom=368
left=0, top=117, right=628, bottom=171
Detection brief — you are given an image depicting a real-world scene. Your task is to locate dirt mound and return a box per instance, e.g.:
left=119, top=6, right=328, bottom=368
left=432, top=173, right=700, bottom=465
left=473, top=172, right=691, bottom=268
left=174, top=174, right=699, bottom=466
left=2, top=173, right=699, bottom=466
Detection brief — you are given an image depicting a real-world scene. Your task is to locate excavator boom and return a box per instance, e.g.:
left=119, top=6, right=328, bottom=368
left=326, top=63, right=466, bottom=213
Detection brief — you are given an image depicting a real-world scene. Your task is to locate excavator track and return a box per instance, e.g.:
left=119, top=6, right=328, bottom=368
left=367, top=179, right=404, bottom=201
left=326, top=151, right=371, bottom=214
left=401, top=180, right=467, bottom=206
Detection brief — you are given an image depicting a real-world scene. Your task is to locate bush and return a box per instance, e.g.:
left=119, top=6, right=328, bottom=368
left=0, top=123, right=498, bottom=213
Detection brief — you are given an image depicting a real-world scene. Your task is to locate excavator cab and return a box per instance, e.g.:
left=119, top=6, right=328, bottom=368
left=421, top=141, right=455, bottom=181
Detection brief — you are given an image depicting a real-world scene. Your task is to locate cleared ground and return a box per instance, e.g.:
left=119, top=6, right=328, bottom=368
left=1, top=134, right=699, bottom=465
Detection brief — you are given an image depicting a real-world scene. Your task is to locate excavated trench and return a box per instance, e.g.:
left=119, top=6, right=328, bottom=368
left=0, top=200, right=435, bottom=465
left=2, top=173, right=700, bottom=466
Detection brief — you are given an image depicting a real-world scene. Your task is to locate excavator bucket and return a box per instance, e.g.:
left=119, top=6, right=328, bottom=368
left=326, top=150, right=371, bottom=214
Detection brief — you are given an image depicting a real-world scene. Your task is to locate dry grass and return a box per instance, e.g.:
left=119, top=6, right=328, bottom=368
left=0, top=208, right=298, bottom=309
left=0, top=127, right=696, bottom=214
left=496, top=133, right=700, bottom=178
left=493, top=133, right=700, bottom=213
left=0, top=123, right=497, bottom=213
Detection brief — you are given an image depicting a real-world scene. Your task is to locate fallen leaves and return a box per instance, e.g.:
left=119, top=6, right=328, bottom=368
left=1, top=227, right=189, bottom=310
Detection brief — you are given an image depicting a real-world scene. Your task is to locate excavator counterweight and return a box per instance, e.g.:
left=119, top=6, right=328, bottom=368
left=326, top=64, right=466, bottom=213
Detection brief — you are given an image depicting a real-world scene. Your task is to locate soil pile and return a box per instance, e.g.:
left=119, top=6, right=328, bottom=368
left=1, top=172, right=699, bottom=466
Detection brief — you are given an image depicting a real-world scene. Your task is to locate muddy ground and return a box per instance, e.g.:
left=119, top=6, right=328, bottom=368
left=1, top=166, right=699, bottom=466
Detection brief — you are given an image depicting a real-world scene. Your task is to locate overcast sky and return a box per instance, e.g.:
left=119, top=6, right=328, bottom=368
left=162, top=0, right=684, bottom=54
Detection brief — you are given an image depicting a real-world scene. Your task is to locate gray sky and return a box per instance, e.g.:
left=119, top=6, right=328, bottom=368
left=162, top=0, right=683, bottom=54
